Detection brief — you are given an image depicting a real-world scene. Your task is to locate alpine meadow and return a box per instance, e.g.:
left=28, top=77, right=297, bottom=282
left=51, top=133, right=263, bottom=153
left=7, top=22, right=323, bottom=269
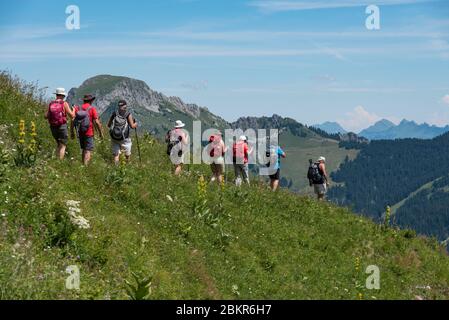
left=1, top=0, right=449, bottom=306
left=1, top=72, right=449, bottom=300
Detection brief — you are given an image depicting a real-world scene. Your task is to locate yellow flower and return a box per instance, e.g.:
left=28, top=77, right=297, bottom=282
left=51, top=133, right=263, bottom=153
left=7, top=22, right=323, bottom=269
left=197, top=175, right=207, bottom=199
left=30, top=121, right=37, bottom=137
left=355, top=257, right=361, bottom=272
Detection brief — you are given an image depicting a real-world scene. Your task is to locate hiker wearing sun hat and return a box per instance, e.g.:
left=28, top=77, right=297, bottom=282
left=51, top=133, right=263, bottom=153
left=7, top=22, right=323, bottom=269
left=45, top=87, right=75, bottom=160
left=165, top=120, right=189, bottom=175
left=308, top=156, right=329, bottom=201
left=71, top=94, right=104, bottom=166
left=107, top=100, right=138, bottom=165
left=232, top=135, right=251, bottom=186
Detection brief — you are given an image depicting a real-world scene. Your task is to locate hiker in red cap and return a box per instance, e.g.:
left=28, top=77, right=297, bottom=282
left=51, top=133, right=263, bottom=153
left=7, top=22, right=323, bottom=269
left=71, top=94, right=104, bottom=165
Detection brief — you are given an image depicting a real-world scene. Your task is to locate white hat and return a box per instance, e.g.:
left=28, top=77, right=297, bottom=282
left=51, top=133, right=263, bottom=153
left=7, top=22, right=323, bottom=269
left=54, top=88, right=66, bottom=96
left=239, top=135, right=247, bottom=141
left=318, top=156, right=326, bottom=162
left=175, top=120, right=185, bottom=128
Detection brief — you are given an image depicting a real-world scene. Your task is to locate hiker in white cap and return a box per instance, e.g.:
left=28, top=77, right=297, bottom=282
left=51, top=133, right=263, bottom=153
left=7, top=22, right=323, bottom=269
left=165, top=120, right=189, bottom=175
left=308, top=156, right=329, bottom=201
left=232, top=135, right=251, bottom=186
left=44, top=88, right=75, bottom=160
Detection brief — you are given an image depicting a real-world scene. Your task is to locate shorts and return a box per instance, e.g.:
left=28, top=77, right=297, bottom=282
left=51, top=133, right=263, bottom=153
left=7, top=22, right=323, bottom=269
left=269, top=168, right=280, bottom=180
left=314, top=183, right=327, bottom=195
left=50, top=124, right=68, bottom=145
left=112, top=138, right=132, bottom=156
left=234, top=163, right=249, bottom=180
left=211, top=159, right=224, bottom=176
left=79, top=136, right=95, bottom=151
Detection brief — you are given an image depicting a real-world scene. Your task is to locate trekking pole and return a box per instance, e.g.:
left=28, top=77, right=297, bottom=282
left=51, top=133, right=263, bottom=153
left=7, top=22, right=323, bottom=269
left=134, top=127, right=142, bottom=166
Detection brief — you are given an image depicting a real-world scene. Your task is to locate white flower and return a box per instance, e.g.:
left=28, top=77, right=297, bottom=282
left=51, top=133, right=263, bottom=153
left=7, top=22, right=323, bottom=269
left=66, top=200, right=90, bottom=229
left=166, top=195, right=173, bottom=203
left=68, top=213, right=90, bottom=229
left=66, top=200, right=81, bottom=207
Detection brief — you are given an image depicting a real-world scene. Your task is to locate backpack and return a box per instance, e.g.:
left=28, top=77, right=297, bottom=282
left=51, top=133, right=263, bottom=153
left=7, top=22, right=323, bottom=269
left=74, top=105, right=93, bottom=137
left=232, top=141, right=246, bottom=164
left=307, top=162, right=324, bottom=184
left=109, top=111, right=130, bottom=141
left=166, top=129, right=183, bottom=156
left=209, top=135, right=224, bottom=158
left=265, top=146, right=279, bottom=168
left=48, top=100, right=67, bottom=127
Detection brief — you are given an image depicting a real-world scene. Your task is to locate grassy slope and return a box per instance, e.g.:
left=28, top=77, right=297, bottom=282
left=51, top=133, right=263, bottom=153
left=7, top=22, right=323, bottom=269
left=281, top=132, right=359, bottom=192
left=1, top=72, right=449, bottom=300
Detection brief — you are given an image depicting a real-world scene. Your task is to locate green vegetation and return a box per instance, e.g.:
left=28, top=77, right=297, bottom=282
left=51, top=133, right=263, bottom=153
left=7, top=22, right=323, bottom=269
left=329, top=135, right=449, bottom=242
left=1, top=71, right=449, bottom=300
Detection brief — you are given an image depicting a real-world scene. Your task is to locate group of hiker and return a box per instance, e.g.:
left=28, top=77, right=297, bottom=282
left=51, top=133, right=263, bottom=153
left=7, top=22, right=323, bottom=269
left=45, top=88, right=137, bottom=166
left=45, top=87, right=329, bottom=198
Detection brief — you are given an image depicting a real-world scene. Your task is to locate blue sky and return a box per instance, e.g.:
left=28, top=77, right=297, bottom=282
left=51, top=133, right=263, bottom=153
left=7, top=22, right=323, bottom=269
left=1, top=0, right=449, bottom=132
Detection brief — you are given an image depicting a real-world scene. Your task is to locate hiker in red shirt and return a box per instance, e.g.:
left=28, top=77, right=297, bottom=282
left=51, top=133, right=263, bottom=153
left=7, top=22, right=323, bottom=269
left=232, top=135, right=251, bottom=186
left=71, top=94, right=104, bottom=166
left=45, top=88, right=75, bottom=160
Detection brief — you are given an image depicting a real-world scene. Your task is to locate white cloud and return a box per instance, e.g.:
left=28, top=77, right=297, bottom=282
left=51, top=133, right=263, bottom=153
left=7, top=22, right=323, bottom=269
left=442, top=94, right=449, bottom=105
left=338, top=106, right=381, bottom=132
left=249, top=0, right=436, bottom=13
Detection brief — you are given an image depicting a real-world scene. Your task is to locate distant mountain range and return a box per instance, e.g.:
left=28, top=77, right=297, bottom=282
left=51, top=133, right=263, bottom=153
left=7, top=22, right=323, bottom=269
left=359, top=119, right=449, bottom=140
left=314, top=119, right=449, bottom=140
left=312, top=122, right=347, bottom=134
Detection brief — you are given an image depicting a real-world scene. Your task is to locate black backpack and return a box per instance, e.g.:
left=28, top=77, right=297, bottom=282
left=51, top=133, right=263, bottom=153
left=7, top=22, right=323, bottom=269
left=109, top=111, right=130, bottom=141
left=166, top=130, right=183, bottom=156
left=307, top=162, right=324, bottom=184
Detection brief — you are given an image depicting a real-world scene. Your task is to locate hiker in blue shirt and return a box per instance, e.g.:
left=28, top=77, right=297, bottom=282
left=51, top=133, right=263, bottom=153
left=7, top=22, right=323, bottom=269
left=267, top=145, right=286, bottom=191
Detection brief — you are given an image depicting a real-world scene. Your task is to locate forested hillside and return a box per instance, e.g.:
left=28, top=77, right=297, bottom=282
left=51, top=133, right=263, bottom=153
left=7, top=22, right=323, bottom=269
left=329, top=135, right=449, bottom=241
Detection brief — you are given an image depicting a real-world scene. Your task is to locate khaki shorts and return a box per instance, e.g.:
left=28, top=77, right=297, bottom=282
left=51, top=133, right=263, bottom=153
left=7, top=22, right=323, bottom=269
left=112, top=138, right=132, bottom=156
left=314, top=183, right=327, bottom=195
left=211, top=160, right=224, bottom=176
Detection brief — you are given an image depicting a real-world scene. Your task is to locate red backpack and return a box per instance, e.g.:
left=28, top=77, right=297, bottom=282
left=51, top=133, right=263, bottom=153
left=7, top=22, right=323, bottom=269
left=48, top=100, right=67, bottom=127
left=209, top=135, right=224, bottom=158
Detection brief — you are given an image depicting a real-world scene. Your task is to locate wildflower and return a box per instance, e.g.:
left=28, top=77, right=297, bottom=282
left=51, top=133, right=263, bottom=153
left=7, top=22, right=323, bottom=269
left=18, top=120, right=25, bottom=144
left=66, top=200, right=90, bottom=229
left=166, top=195, right=174, bottom=203
left=66, top=200, right=81, bottom=207
left=231, top=285, right=240, bottom=296
left=355, top=257, right=361, bottom=272
left=197, top=175, right=207, bottom=199
left=30, top=122, right=37, bottom=138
